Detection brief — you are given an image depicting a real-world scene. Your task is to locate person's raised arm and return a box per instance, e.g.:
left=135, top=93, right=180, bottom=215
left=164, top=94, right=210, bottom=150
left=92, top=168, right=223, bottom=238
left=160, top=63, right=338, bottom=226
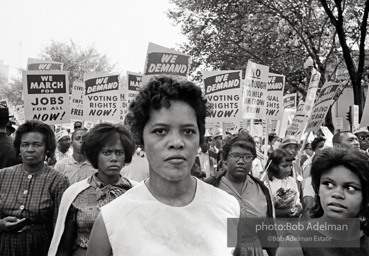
left=86, top=213, right=112, bottom=256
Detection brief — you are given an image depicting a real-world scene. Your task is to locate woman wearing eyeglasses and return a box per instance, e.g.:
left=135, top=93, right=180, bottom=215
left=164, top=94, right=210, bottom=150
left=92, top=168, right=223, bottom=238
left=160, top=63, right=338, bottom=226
left=205, top=132, right=276, bottom=256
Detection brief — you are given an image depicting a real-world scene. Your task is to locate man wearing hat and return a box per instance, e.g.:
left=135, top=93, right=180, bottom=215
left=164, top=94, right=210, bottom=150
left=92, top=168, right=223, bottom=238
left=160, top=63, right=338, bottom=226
left=197, top=139, right=217, bottom=178
left=0, top=105, right=20, bottom=168
left=354, top=127, right=369, bottom=154
left=53, top=130, right=72, bottom=163
left=54, top=128, right=96, bottom=184
left=212, top=129, right=227, bottom=171
left=212, top=130, right=223, bottom=154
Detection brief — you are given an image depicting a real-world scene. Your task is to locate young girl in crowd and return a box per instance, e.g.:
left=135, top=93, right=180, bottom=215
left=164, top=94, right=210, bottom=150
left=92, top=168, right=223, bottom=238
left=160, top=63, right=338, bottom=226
left=49, top=123, right=136, bottom=256
left=276, top=147, right=369, bottom=255
left=265, top=148, right=302, bottom=218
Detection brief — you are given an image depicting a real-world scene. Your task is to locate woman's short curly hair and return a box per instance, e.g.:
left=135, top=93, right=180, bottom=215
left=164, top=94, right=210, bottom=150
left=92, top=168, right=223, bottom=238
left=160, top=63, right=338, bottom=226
left=14, top=119, right=56, bottom=161
left=125, top=76, right=211, bottom=146
left=265, top=148, right=295, bottom=181
left=310, top=148, right=369, bottom=226
left=222, top=132, right=257, bottom=161
left=82, top=123, right=135, bottom=169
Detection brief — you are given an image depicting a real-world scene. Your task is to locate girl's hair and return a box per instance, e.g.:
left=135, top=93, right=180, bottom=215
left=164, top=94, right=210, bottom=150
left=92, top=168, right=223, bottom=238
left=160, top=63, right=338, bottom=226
left=82, top=123, right=135, bottom=169
left=310, top=147, right=369, bottom=235
left=265, top=148, right=294, bottom=181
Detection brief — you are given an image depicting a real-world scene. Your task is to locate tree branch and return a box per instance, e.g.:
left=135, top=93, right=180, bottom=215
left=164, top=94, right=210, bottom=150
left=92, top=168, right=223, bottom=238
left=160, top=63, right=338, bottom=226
left=320, top=0, right=338, bottom=26
left=357, top=0, right=369, bottom=79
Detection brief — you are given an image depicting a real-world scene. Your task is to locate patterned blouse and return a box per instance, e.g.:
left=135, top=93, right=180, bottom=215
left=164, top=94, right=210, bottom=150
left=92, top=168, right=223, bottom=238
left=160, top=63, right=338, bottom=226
left=68, top=174, right=132, bottom=248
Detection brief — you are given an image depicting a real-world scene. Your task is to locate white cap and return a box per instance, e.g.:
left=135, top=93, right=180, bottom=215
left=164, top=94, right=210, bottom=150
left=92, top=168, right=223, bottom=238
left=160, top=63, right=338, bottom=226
left=354, top=126, right=369, bottom=134
left=55, top=130, right=69, bottom=142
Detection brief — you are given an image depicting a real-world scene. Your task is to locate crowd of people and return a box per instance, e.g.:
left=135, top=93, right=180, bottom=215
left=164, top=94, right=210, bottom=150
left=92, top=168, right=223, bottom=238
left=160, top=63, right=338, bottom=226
left=0, top=76, right=369, bottom=256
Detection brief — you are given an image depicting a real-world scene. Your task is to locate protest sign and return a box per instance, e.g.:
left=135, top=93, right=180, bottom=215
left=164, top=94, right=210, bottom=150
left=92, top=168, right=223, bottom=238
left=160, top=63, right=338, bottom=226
left=119, top=80, right=128, bottom=124
left=276, top=108, right=296, bottom=139
left=27, top=58, right=64, bottom=71
left=205, top=122, right=221, bottom=137
left=242, top=60, right=269, bottom=119
left=283, top=93, right=297, bottom=109
left=305, top=82, right=340, bottom=133
left=359, top=87, right=369, bottom=128
left=23, top=71, right=70, bottom=124
left=303, top=68, right=320, bottom=115
left=321, top=126, right=334, bottom=147
left=83, top=73, right=120, bottom=122
left=69, top=81, right=84, bottom=119
left=15, top=105, right=25, bottom=124
left=285, top=102, right=306, bottom=140
left=335, top=117, right=343, bottom=130
left=127, top=72, right=142, bottom=108
left=118, top=72, right=143, bottom=123
left=351, top=105, right=359, bottom=132
left=250, top=123, right=263, bottom=138
left=332, top=81, right=347, bottom=101
left=285, top=68, right=321, bottom=140
left=143, top=42, right=191, bottom=84
left=204, top=70, right=242, bottom=134
left=127, top=72, right=142, bottom=92
left=266, top=73, right=285, bottom=120
left=0, top=99, right=8, bottom=107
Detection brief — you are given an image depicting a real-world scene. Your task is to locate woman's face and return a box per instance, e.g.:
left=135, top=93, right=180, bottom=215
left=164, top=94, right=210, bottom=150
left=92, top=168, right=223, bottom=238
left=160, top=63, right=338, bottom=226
left=20, top=132, right=47, bottom=167
left=143, top=101, right=199, bottom=182
left=224, top=145, right=253, bottom=182
left=276, top=157, right=293, bottom=179
left=319, top=165, right=363, bottom=218
left=97, top=139, right=125, bottom=184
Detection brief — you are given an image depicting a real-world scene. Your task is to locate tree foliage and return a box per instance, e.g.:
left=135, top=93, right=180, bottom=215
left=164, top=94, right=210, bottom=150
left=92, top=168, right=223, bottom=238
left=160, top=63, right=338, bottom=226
left=0, top=76, right=24, bottom=107
left=168, top=0, right=369, bottom=119
left=168, top=0, right=309, bottom=95
left=318, top=0, right=369, bottom=118
left=258, top=0, right=369, bottom=118
left=40, top=40, right=115, bottom=91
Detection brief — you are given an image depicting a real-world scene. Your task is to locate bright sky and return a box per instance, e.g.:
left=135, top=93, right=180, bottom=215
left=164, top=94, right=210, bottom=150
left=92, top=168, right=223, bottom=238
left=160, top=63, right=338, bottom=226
left=0, top=0, right=186, bottom=74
